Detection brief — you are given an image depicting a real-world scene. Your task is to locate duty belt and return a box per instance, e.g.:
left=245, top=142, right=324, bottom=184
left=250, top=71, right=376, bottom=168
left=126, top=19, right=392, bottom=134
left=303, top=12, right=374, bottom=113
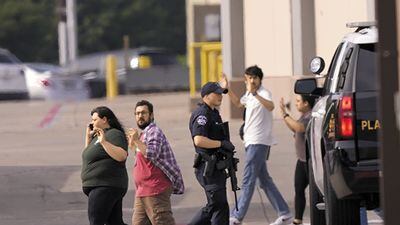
left=193, top=152, right=228, bottom=177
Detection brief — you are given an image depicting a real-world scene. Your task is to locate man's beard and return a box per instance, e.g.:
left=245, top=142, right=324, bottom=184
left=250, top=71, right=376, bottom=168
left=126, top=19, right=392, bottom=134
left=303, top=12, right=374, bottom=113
left=137, top=120, right=151, bottom=130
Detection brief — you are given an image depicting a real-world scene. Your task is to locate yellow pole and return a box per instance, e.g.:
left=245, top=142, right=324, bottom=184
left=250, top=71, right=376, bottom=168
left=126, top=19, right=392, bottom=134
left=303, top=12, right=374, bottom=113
left=188, top=41, right=222, bottom=97
left=200, top=47, right=208, bottom=86
left=189, top=44, right=196, bottom=97
left=208, top=51, right=218, bottom=82
left=217, top=54, right=223, bottom=80
left=201, top=43, right=222, bottom=83
left=106, top=55, right=118, bottom=100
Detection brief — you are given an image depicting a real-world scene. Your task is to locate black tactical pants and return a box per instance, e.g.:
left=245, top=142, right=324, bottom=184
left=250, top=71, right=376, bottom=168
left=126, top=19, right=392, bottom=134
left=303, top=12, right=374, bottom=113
left=188, top=162, right=229, bottom=225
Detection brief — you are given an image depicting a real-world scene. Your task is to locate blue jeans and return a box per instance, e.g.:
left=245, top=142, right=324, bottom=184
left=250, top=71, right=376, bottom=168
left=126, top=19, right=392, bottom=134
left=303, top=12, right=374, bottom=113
left=231, top=144, right=290, bottom=221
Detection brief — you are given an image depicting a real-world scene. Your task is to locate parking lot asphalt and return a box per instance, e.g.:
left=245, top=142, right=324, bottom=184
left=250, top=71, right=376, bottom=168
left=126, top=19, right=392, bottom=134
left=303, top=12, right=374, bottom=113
left=0, top=92, right=382, bottom=225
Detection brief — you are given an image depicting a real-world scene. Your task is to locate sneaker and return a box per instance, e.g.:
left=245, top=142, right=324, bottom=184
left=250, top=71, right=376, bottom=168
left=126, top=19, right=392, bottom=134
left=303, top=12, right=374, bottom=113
left=269, top=214, right=294, bottom=225
left=292, top=219, right=303, bottom=225
left=229, top=217, right=241, bottom=225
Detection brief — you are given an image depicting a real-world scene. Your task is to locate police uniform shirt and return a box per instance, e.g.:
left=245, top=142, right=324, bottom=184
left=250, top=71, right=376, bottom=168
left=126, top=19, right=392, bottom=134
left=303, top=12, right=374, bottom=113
left=189, top=103, right=222, bottom=154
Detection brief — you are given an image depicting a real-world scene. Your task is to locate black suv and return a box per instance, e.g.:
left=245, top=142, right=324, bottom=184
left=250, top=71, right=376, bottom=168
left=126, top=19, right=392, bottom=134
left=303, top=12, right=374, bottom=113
left=294, top=22, right=380, bottom=225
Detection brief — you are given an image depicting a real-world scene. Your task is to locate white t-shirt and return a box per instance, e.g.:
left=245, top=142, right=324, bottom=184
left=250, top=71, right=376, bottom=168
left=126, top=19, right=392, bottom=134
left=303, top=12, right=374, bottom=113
left=240, top=86, right=276, bottom=147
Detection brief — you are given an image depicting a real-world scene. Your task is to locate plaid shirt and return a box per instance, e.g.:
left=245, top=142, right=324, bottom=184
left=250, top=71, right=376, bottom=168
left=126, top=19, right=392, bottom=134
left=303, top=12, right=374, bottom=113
left=141, top=122, right=184, bottom=194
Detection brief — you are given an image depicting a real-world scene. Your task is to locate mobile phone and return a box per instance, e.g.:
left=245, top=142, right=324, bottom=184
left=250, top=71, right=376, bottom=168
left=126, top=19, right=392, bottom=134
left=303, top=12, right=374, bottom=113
left=284, top=102, right=291, bottom=110
left=88, top=124, right=94, bottom=130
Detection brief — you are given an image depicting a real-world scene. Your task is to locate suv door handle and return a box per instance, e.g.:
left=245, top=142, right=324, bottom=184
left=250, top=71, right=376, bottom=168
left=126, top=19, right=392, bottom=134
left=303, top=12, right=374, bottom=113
left=312, top=109, right=326, bottom=118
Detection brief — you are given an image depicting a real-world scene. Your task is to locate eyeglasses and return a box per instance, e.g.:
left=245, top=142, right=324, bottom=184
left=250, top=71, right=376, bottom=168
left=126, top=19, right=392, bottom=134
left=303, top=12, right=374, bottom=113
left=135, top=111, right=149, bottom=116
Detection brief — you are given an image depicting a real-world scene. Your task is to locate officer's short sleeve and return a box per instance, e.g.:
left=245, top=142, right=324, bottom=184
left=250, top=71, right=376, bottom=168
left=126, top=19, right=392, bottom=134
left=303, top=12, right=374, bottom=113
left=191, top=113, right=210, bottom=137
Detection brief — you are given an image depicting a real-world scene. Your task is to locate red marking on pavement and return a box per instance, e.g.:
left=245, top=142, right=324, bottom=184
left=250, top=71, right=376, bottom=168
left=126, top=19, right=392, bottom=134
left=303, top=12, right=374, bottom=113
left=38, top=103, right=63, bottom=128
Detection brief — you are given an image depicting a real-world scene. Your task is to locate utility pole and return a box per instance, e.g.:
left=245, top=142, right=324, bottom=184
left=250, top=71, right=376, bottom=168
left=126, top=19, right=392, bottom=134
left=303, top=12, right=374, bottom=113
left=376, top=1, right=400, bottom=225
left=57, top=0, right=78, bottom=66
left=66, top=0, right=77, bottom=63
left=57, top=0, right=68, bottom=66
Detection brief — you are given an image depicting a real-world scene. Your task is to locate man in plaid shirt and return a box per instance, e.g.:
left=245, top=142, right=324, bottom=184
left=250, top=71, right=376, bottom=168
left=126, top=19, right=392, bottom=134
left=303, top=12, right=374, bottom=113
left=128, top=100, right=184, bottom=225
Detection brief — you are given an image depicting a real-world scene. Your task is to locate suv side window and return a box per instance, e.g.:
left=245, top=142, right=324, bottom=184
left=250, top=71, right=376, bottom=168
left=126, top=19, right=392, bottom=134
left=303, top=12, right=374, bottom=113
left=336, top=45, right=355, bottom=92
left=328, top=43, right=349, bottom=94
left=323, top=43, right=345, bottom=95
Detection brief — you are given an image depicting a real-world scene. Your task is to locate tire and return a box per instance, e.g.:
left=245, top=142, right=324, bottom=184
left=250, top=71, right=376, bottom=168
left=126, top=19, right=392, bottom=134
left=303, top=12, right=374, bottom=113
left=324, top=166, right=360, bottom=225
left=308, top=161, right=326, bottom=225
left=87, top=80, right=106, bottom=98
left=118, top=83, right=127, bottom=95
left=88, top=80, right=126, bottom=98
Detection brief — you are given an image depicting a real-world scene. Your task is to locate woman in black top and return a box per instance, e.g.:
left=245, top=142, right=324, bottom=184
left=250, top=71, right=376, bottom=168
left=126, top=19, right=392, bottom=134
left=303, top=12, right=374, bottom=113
left=81, top=106, right=128, bottom=225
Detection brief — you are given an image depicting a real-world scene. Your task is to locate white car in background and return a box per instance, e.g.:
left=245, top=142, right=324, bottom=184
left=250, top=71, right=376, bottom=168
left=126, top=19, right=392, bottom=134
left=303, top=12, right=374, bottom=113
left=0, top=48, right=28, bottom=100
left=24, top=63, right=89, bottom=101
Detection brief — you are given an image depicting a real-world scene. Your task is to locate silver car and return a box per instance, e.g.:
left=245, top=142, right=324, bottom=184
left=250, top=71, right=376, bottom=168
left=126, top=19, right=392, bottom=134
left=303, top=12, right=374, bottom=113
left=24, top=63, right=89, bottom=101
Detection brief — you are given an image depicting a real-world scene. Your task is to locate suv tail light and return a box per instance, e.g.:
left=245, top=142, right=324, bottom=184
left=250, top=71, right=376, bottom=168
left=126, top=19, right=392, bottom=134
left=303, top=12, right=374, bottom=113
left=337, top=94, right=354, bottom=138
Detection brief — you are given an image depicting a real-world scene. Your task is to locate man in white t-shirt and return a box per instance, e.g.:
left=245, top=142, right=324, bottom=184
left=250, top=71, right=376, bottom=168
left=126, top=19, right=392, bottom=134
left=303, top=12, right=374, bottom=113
left=221, top=65, right=293, bottom=225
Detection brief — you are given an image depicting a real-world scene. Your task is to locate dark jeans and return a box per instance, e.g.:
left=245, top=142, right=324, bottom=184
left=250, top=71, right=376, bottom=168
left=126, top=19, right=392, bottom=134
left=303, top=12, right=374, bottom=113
left=83, top=186, right=128, bottom=225
left=189, top=162, right=229, bottom=225
left=294, top=160, right=309, bottom=220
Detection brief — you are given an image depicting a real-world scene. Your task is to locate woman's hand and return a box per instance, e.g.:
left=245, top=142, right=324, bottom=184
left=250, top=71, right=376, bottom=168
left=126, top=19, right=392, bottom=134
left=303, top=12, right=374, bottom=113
left=280, top=97, right=287, bottom=116
left=94, top=128, right=106, bottom=144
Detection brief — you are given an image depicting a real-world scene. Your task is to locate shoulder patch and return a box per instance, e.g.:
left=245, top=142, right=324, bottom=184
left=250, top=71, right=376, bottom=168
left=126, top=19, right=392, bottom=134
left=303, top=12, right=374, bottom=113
left=197, top=115, right=208, bottom=126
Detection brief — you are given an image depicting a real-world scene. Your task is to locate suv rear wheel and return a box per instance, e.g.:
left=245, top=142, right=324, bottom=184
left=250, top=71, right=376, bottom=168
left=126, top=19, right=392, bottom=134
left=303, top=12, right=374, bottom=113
left=323, top=163, right=360, bottom=225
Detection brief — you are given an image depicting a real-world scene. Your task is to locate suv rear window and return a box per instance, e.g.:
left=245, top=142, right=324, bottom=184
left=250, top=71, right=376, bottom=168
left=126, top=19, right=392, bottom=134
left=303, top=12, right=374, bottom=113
left=356, top=44, right=377, bottom=91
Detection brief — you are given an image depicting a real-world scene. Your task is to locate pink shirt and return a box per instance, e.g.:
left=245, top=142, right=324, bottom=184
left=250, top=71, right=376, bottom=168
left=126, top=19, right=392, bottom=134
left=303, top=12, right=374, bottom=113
left=133, top=151, right=171, bottom=197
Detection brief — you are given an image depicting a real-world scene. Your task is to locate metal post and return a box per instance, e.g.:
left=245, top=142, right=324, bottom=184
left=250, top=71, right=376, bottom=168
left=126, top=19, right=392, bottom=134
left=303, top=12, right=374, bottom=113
left=208, top=51, right=218, bottom=82
left=376, top=1, right=400, bottom=224
left=66, top=0, right=78, bottom=62
left=200, top=47, right=208, bottom=86
left=291, top=0, right=316, bottom=75
left=123, top=35, right=130, bottom=69
left=221, top=0, right=245, bottom=78
left=220, top=0, right=246, bottom=119
left=58, top=22, right=68, bottom=66
left=106, top=55, right=118, bottom=99
left=189, top=44, right=196, bottom=97
left=57, top=0, right=68, bottom=66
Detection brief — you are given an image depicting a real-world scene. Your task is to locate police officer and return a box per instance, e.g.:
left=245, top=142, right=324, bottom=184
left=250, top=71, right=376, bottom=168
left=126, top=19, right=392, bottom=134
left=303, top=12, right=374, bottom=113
left=188, top=82, right=235, bottom=225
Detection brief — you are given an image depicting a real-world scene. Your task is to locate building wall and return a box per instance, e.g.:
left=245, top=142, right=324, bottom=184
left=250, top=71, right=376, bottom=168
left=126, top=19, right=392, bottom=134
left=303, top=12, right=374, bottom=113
left=186, top=0, right=221, bottom=48
left=243, top=0, right=293, bottom=118
left=187, top=0, right=376, bottom=118
left=243, top=0, right=293, bottom=76
left=314, top=0, right=371, bottom=72
left=242, top=0, right=374, bottom=118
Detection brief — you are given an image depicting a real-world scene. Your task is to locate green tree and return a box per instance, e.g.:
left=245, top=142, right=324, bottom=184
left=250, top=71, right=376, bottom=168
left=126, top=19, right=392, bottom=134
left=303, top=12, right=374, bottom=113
left=0, top=0, right=186, bottom=62
left=77, top=0, right=186, bottom=55
left=0, top=0, right=58, bottom=62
